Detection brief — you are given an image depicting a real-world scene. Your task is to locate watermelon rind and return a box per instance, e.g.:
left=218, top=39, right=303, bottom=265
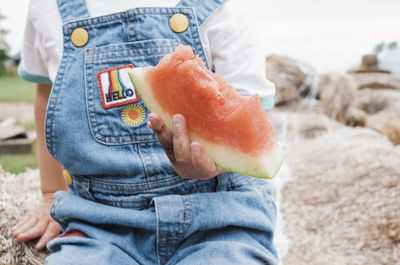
left=196, top=135, right=283, bottom=179
left=128, top=68, right=283, bottom=179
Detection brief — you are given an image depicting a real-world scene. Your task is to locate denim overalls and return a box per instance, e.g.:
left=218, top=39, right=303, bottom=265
left=46, top=0, right=278, bottom=264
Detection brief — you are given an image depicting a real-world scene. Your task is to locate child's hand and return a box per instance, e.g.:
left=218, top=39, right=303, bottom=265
left=12, top=193, right=61, bottom=250
left=148, top=113, right=226, bottom=180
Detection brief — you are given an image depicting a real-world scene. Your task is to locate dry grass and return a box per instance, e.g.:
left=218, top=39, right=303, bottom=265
left=281, top=127, right=400, bottom=265
left=0, top=168, right=47, bottom=265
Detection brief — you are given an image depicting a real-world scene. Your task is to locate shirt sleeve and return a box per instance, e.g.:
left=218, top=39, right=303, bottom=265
left=18, top=1, right=52, bottom=84
left=200, top=1, right=276, bottom=110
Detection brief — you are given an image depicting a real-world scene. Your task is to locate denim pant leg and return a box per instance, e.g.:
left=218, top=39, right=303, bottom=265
left=168, top=227, right=276, bottom=265
left=156, top=175, right=278, bottom=265
left=46, top=175, right=278, bottom=265
left=46, top=191, right=159, bottom=264
left=46, top=236, right=139, bottom=265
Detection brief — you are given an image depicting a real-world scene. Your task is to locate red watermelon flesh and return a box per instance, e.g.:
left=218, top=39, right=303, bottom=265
left=128, top=45, right=282, bottom=178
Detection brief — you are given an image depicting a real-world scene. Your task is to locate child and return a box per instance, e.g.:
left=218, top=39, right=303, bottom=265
left=13, top=0, right=278, bottom=263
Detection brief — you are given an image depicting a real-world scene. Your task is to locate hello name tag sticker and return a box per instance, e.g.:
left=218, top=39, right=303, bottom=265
left=97, top=65, right=139, bottom=109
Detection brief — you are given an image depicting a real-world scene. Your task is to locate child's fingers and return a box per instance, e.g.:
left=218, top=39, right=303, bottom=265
left=172, top=114, right=191, bottom=162
left=190, top=142, right=218, bottom=180
left=35, top=221, right=61, bottom=250
left=13, top=216, right=38, bottom=237
left=148, top=113, right=174, bottom=160
left=12, top=214, right=32, bottom=232
left=17, top=219, right=48, bottom=242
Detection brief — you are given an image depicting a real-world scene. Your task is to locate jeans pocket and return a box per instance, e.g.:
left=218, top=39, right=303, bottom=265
left=87, top=180, right=156, bottom=209
left=85, top=39, right=179, bottom=145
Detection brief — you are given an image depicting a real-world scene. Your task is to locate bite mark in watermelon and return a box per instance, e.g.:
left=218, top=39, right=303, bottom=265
left=128, top=45, right=283, bottom=178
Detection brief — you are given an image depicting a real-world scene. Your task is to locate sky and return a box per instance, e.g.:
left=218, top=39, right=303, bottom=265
left=253, top=0, right=400, bottom=73
left=1, top=0, right=399, bottom=73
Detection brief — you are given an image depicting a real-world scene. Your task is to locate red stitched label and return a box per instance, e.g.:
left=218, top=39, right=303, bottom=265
left=97, top=64, right=139, bottom=109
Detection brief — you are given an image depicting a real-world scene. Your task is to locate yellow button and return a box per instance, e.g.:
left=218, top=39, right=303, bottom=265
left=71, top=27, right=89, bottom=47
left=169, top=13, right=189, bottom=33
left=62, top=170, right=73, bottom=185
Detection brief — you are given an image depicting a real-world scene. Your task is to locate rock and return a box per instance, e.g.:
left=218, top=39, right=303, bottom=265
left=348, top=54, right=391, bottom=74
left=0, top=119, right=34, bottom=154
left=269, top=111, right=343, bottom=143
left=345, top=107, right=367, bottom=127
left=346, top=88, right=400, bottom=145
left=350, top=72, right=400, bottom=90
left=367, top=111, right=400, bottom=145
left=317, top=74, right=358, bottom=123
left=266, top=54, right=310, bottom=105
left=317, top=72, right=400, bottom=145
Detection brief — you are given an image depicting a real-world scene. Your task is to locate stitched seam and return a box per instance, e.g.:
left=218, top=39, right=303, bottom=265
left=92, top=197, right=148, bottom=205
left=86, top=39, right=179, bottom=52
left=138, top=145, right=150, bottom=183
left=92, top=138, right=158, bottom=146
left=187, top=8, right=209, bottom=69
left=93, top=52, right=172, bottom=62
left=95, top=131, right=154, bottom=138
left=88, top=45, right=178, bottom=56
left=87, top=177, right=184, bottom=192
left=158, top=196, right=192, bottom=236
left=46, top=33, right=72, bottom=158
left=86, top=52, right=101, bottom=143
left=63, top=7, right=193, bottom=30
left=154, top=198, right=162, bottom=265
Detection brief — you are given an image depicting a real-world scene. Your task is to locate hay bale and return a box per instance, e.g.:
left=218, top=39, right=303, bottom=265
left=0, top=168, right=47, bottom=264
left=281, top=127, right=400, bottom=265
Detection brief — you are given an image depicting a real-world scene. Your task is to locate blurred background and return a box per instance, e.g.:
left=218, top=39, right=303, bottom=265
left=0, top=1, right=399, bottom=172
left=2, top=0, right=400, bottom=73
left=0, top=1, right=399, bottom=264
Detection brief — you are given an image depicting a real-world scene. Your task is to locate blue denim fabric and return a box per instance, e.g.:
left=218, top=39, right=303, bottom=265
left=45, top=0, right=278, bottom=264
left=48, top=173, right=277, bottom=265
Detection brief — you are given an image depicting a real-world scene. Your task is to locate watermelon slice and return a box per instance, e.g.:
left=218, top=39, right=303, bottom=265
left=128, top=45, right=282, bottom=178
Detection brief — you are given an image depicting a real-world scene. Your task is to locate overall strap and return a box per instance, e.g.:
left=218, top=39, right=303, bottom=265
left=57, top=0, right=90, bottom=24
left=177, top=0, right=228, bottom=25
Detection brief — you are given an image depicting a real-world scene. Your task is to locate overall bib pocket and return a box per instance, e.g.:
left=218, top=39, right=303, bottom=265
left=85, top=39, right=179, bottom=145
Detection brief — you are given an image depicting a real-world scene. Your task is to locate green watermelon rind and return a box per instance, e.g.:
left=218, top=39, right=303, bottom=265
left=128, top=68, right=283, bottom=179
left=216, top=159, right=283, bottom=179
left=197, top=135, right=284, bottom=179
left=223, top=152, right=283, bottom=179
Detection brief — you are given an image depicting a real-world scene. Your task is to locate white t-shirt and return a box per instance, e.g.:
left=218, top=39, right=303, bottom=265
left=20, top=0, right=275, bottom=109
